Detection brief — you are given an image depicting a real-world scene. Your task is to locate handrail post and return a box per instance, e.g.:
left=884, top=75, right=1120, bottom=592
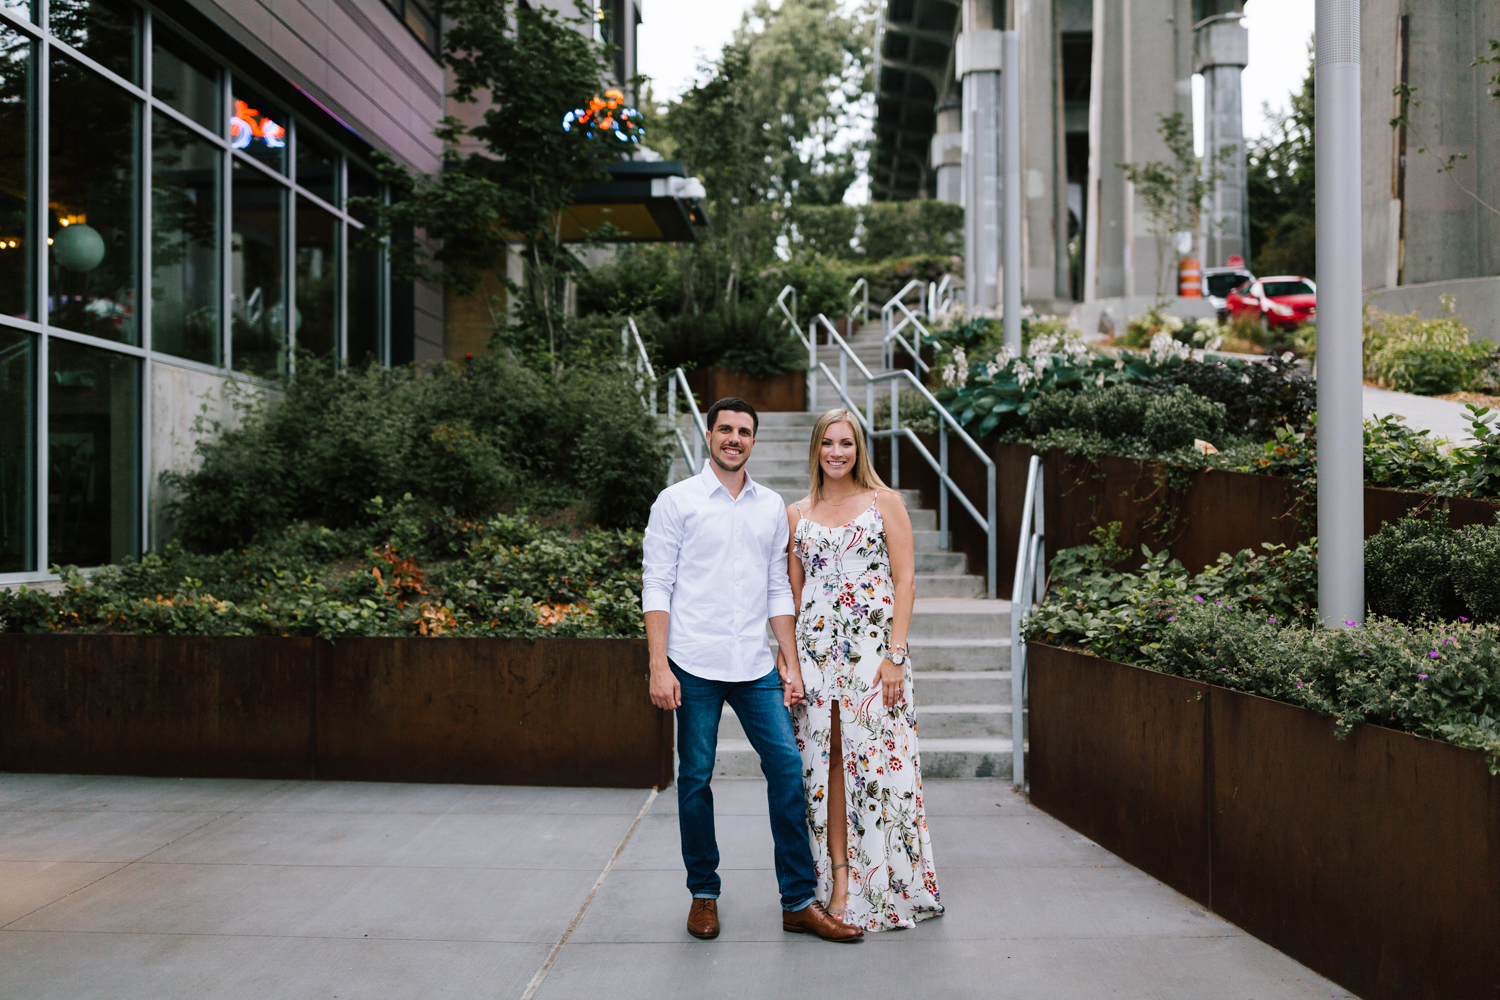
left=1032, top=464, right=1045, bottom=604
left=939, top=422, right=950, bottom=549
left=889, top=383, right=900, bottom=488
left=866, top=378, right=874, bottom=439
left=667, top=373, right=676, bottom=426
left=808, top=320, right=819, bottom=411
left=988, top=461, right=998, bottom=599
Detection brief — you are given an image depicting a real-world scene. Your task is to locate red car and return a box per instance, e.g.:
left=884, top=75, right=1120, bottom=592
left=1225, top=276, right=1317, bottom=330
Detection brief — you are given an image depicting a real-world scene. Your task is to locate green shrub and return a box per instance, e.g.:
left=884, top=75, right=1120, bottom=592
left=1451, top=522, right=1500, bottom=623
left=649, top=298, right=806, bottom=379
left=1450, top=405, right=1500, bottom=498
left=1363, top=414, right=1451, bottom=491
left=164, top=355, right=668, bottom=550
left=1364, top=309, right=1498, bottom=395
left=1023, top=383, right=1225, bottom=452
left=1365, top=514, right=1465, bottom=622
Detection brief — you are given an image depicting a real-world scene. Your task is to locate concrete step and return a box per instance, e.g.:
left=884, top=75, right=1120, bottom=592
left=908, top=599, right=1011, bottom=640
left=909, top=636, right=1010, bottom=670
left=913, top=574, right=987, bottom=599
left=914, top=550, right=968, bottom=574
left=713, top=738, right=1016, bottom=780
left=912, top=669, right=1012, bottom=703
left=717, top=702, right=1021, bottom=741
left=912, top=529, right=945, bottom=552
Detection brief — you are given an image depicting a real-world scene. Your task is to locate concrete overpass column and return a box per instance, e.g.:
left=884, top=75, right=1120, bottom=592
left=959, top=19, right=1003, bottom=312
left=1020, top=0, right=1061, bottom=302
left=1196, top=14, right=1251, bottom=267
left=931, top=99, right=963, bottom=204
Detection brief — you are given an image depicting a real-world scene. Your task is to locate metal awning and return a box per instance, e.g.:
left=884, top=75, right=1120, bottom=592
left=559, top=160, right=707, bottom=242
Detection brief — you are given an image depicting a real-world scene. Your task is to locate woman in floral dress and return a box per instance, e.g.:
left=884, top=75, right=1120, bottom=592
left=781, top=408, right=943, bottom=931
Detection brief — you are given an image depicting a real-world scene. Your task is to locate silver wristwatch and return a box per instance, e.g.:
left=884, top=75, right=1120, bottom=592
left=887, top=644, right=909, bottom=666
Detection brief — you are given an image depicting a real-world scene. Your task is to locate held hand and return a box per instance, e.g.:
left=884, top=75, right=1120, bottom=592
left=877, top=659, right=904, bottom=709
left=649, top=662, right=681, bottom=711
left=778, top=651, right=807, bottom=707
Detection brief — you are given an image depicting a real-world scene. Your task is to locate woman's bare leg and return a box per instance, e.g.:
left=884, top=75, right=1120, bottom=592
left=828, top=699, right=849, bottom=914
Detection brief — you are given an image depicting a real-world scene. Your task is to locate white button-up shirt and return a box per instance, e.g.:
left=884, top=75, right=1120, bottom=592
left=641, top=462, right=795, bottom=682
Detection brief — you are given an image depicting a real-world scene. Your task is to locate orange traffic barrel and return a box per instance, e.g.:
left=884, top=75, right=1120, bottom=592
left=1179, top=257, right=1202, bottom=297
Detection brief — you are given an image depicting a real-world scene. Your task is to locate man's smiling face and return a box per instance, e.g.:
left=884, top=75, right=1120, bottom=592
left=708, top=410, right=756, bottom=474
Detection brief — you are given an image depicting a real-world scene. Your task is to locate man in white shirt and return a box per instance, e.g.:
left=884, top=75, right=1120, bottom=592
left=643, top=398, right=863, bottom=944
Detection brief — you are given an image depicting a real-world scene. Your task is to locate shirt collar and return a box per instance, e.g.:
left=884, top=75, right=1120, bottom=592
left=699, top=459, right=757, bottom=501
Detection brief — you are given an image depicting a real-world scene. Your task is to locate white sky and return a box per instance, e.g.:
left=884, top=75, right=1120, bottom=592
left=638, top=0, right=1317, bottom=168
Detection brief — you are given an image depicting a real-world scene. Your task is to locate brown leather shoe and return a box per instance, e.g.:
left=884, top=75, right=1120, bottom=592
left=687, top=898, right=720, bottom=939
left=782, top=901, right=864, bottom=942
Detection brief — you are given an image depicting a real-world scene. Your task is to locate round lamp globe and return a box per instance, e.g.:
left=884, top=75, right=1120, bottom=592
left=53, top=224, right=106, bottom=272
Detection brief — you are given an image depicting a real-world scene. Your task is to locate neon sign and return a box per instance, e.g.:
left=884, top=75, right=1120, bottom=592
left=561, top=89, right=644, bottom=143
left=230, top=100, right=287, bottom=150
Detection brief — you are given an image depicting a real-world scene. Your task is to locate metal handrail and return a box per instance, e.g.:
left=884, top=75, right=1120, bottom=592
left=622, top=318, right=657, bottom=418
left=880, top=280, right=926, bottom=368
left=664, top=366, right=706, bottom=475
left=775, top=285, right=806, bottom=348
left=847, top=277, right=869, bottom=334
left=812, top=313, right=997, bottom=598
left=885, top=299, right=933, bottom=374
left=1010, top=455, right=1045, bottom=790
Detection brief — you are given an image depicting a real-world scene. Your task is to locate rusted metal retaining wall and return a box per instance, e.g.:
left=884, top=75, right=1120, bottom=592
left=1029, top=643, right=1500, bottom=1000
left=0, top=635, right=672, bottom=789
left=876, top=436, right=1500, bottom=599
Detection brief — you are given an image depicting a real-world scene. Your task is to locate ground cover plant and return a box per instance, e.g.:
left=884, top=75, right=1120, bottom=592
left=1025, top=521, right=1500, bottom=769
left=1364, top=308, right=1500, bottom=397
left=0, top=500, right=645, bottom=640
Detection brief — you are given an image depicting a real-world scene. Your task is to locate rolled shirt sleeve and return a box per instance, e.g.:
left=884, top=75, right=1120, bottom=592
left=765, top=501, right=795, bottom=619
left=641, top=492, right=680, bottom=615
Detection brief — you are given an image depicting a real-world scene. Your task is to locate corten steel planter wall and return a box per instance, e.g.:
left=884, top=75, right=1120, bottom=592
left=685, top=367, right=806, bottom=413
left=0, top=635, right=672, bottom=789
left=1029, top=643, right=1500, bottom=1000
left=876, top=435, right=1500, bottom=598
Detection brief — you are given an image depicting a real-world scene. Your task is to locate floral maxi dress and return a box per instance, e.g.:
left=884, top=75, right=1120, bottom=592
left=790, top=501, right=943, bottom=931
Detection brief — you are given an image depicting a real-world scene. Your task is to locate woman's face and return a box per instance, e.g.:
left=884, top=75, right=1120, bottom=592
left=820, top=421, right=858, bottom=484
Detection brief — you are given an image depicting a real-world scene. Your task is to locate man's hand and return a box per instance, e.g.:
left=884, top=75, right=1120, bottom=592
left=778, top=651, right=807, bottom=708
left=649, top=660, right=681, bottom=711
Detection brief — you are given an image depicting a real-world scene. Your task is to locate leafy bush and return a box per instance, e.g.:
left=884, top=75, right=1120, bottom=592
left=1365, top=514, right=1466, bottom=622
left=1365, top=309, right=1499, bottom=395
left=1450, top=405, right=1500, bottom=498
left=1363, top=414, right=1450, bottom=491
left=1137, top=352, right=1314, bottom=433
left=1450, top=523, right=1500, bottom=623
left=648, top=298, right=806, bottom=379
left=163, top=355, right=668, bottom=551
left=0, top=502, right=645, bottom=639
left=1120, top=309, right=1222, bottom=350
left=1023, top=383, right=1226, bottom=452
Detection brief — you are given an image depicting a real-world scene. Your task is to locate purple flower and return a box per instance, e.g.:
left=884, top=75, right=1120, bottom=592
left=1296, top=681, right=1303, bottom=689
left=1269, top=617, right=1277, bottom=623
left=1166, top=616, right=1175, bottom=622
left=1195, top=596, right=1205, bottom=602
left=1418, top=673, right=1429, bottom=679
left=1215, top=601, right=1223, bottom=606
left=1344, top=620, right=1357, bottom=627
left=1461, top=616, right=1470, bottom=622
left=1429, top=651, right=1440, bottom=659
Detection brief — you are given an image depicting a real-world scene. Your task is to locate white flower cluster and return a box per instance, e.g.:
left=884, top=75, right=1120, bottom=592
left=1025, top=329, right=1090, bottom=363
left=1148, top=330, right=1192, bottom=365
left=941, top=345, right=969, bottom=388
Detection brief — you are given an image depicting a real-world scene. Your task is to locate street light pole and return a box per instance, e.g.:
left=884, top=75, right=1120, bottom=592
left=1315, top=0, right=1364, bottom=627
left=1001, top=29, right=1022, bottom=357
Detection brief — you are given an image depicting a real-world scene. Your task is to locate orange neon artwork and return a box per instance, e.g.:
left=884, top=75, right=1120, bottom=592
left=230, top=100, right=287, bottom=150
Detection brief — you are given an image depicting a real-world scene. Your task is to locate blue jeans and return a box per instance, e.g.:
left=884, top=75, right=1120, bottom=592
left=672, top=661, right=817, bottom=912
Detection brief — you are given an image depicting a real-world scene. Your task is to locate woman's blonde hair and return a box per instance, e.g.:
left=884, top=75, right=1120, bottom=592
left=807, top=408, right=888, bottom=502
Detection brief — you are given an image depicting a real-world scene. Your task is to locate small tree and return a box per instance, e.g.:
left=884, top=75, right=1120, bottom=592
left=353, top=0, right=625, bottom=366
left=1119, top=112, right=1230, bottom=301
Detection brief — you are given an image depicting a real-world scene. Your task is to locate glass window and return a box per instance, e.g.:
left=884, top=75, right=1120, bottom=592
left=295, top=125, right=337, bottom=206
left=0, top=28, right=32, bottom=321
left=230, top=82, right=286, bottom=174
left=294, top=196, right=336, bottom=358
left=48, top=337, right=137, bottom=567
left=151, top=112, right=220, bottom=364
left=48, top=54, right=139, bottom=344
left=348, top=231, right=381, bottom=367
left=0, top=328, right=33, bottom=573
left=231, top=159, right=285, bottom=375
left=152, top=24, right=219, bottom=132
left=48, top=0, right=138, bottom=84
left=1, top=0, right=31, bottom=27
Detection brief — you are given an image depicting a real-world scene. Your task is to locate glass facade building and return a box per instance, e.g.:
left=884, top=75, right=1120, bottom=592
left=0, top=0, right=393, bottom=579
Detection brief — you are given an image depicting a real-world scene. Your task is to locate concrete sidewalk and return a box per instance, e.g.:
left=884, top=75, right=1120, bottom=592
left=0, top=774, right=1352, bottom=999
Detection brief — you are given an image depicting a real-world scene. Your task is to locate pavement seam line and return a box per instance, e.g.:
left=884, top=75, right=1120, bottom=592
left=518, top=787, right=658, bottom=1000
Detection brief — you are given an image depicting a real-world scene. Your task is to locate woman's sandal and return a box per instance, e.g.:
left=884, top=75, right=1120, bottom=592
left=829, top=863, right=851, bottom=923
